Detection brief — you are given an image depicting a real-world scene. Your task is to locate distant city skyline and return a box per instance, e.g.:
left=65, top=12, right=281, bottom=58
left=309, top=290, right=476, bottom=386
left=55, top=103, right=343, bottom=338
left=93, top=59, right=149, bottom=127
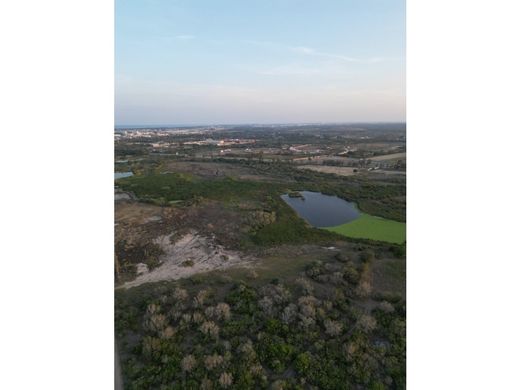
left=116, top=0, right=405, bottom=125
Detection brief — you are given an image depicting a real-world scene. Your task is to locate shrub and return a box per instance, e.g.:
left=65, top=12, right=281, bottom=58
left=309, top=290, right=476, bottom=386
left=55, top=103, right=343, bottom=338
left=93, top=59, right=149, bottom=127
left=259, top=296, right=274, bottom=316
left=160, top=326, right=175, bottom=339
left=204, top=354, right=224, bottom=370
left=218, top=372, right=233, bottom=388
left=280, top=304, right=297, bottom=324
left=324, top=319, right=343, bottom=337
left=379, top=301, right=395, bottom=313
left=358, top=314, right=377, bottom=333
left=200, top=321, right=220, bottom=339
left=295, top=277, right=314, bottom=295
left=215, top=302, right=231, bottom=321
left=294, top=351, right=312, bottom=373
left=355, top=281, right=372, bottom=298
left=200, top=378, right=213, bottom=390
left=181, top=354, right=197, bottom=372
left=194, top=289, right=210, bottom=307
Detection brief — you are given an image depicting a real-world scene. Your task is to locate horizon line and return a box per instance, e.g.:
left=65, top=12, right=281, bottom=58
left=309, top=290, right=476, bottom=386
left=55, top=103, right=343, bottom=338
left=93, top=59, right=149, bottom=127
left=115, top=121, right=406, bottom=129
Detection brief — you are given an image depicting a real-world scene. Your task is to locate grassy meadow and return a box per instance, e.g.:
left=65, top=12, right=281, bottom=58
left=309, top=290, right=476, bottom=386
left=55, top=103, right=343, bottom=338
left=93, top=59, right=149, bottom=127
left=325, top=213, right=406, bottom=244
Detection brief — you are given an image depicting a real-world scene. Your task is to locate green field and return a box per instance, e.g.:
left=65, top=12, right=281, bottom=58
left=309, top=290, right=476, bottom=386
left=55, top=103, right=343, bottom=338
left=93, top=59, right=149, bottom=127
left=325, top=213, right=406, bottom=244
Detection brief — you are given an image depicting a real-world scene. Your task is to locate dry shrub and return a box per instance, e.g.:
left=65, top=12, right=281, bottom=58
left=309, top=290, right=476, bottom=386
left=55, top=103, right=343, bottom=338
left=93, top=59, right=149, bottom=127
left=358, top=314, right=377, bottom=332
left=281, top=303, right=297, bottom=324
left=181, top=313, right=192, bottom=325
left=218, top=372, right=233, bottom=388
left=324, top=319, right=343, bottom=336
left=204, top=306, right=217, bottom=319
left=204, top=353, right=224, bottom=370
left=238, top=339, right=256, bottom=360
left=215, top=302, right=231, bottom=321
left=193, top=289, right=210, bottom=307
left=160, top=326, right=175, bottom=339
left=145, top=303, right=160, bottom=315
left=355, top=281, right=372, bottom=298
left=181, top=354, right=197, bottom=372
left=379, top=301, right=395, bottom=313
left=295, top=277, right=314, bottom=295
left=322, top=300, right=333, bottom=311
left=250, top=363, right=264, bottom=377
left=259, top=284, right=291, bottom=305
left=173, top=287, right=189, bottom=301
left=299, top=316, right=316, bottom=329
left=150, top=314, right=168, bottom=332
left=298, top=295, right=320, bottom=307
left=192, top=312, right=204, bottom=324
left=259, top=296, right=274, bottom=316
left=343, top=342, right=358, bottom=362
left=142, top=336, right=161, bottom=359
left=200, top=321, right=219, bottom=339
left=200, top=378, right=213, bottom=390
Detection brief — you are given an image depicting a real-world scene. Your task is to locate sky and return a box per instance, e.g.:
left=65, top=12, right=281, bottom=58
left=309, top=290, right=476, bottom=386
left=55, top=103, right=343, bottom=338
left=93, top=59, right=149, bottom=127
left=115, top=0, right=405, bottom=125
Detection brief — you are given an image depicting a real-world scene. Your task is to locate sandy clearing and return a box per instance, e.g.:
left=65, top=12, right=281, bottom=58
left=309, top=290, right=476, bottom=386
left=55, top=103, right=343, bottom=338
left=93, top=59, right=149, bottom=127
left=122, top=232, right=252, bottom=288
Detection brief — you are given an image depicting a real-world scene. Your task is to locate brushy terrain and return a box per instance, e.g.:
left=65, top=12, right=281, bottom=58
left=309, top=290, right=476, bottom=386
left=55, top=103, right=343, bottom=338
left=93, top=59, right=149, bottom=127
left=116, top=248, right=405, bottom=390
left=115, top=131, right=407, bottom=390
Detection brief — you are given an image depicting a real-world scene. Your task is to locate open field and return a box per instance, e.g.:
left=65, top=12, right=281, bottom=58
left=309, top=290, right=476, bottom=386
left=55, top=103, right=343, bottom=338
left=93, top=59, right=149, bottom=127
left=297, top=165, right=359, bottom=177
left=369, top=152, right=406, bottom=161
left=325, top=213, right=406, bottom=244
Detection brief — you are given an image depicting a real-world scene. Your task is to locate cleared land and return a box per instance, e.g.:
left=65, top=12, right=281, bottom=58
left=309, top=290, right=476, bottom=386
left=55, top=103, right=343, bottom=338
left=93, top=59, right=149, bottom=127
left=325, top=213, right=406, bottom=244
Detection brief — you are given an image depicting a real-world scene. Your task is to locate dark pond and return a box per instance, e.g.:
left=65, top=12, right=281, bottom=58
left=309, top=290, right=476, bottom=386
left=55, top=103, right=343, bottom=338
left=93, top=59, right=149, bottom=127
left=281, top=191, right=360, bottom=227
left=115, top=172, right=133, bottom=180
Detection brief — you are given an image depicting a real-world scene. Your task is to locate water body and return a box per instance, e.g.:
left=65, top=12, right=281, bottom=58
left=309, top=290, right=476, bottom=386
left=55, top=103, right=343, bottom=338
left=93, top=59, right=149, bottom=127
left=115, top=172, right=133, bottom=180
left=281, top=191, right=360, bottom=227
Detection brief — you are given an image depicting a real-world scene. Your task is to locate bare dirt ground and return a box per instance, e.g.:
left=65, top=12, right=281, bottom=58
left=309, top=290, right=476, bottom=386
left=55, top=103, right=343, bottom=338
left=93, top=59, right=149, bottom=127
left=122, top=232, right=253, bottom=288
left=297, top=165, right=359, bottom=177
left=115, top=201, right=175, bottom=245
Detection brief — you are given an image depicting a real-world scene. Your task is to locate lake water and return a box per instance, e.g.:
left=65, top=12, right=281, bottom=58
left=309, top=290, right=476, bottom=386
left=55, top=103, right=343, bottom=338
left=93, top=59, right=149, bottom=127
left=281, top=191, right=360, bottom=227
left=115, top=172, right=133, bottom=180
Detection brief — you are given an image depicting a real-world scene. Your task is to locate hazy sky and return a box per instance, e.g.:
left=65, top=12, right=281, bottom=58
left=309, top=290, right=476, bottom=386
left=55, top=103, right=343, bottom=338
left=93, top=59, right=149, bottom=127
left=115, top=0, right=405, bottom=125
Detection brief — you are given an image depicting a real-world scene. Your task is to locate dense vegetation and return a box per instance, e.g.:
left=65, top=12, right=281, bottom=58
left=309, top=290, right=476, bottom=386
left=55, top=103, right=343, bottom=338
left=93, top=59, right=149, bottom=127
left=116, top=250, right=405, bottom=389
left=117, top=171, right=406, bottom=247
left=115, top=126, right=407, bottom=389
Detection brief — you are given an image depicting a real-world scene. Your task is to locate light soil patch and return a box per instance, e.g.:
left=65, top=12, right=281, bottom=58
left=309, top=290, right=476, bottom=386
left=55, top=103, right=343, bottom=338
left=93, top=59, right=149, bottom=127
left=297, top=165, right=359, bottom=177
left=122, top=232, right=253, bottom=288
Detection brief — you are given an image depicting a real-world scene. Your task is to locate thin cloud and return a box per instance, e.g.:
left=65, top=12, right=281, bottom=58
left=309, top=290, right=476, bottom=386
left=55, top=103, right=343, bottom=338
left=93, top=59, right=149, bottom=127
left=258, top=64, right=325, bottom=76
left=241, top=41, right=383, bottom=63
left=174, top=34, right=195, bottom=40
left=291, top=45, right=383, bottom=63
